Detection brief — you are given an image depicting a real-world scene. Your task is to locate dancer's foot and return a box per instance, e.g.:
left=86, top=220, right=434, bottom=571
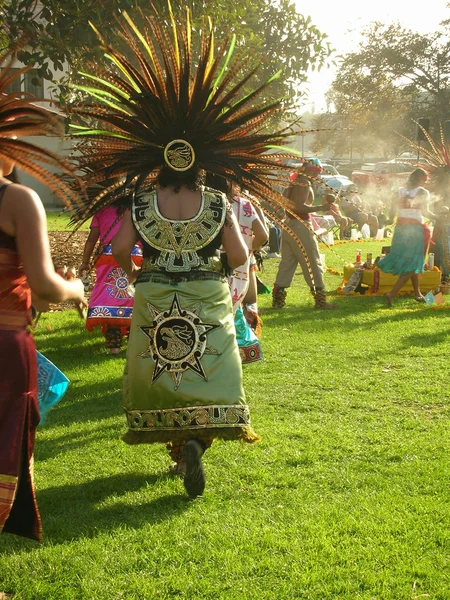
left=384, top=293, right=394, bottom=307
left=169, top=461, right=186, bottom=477
left=183, top=440, right=205, bottom=498
left=109, top=347, right=120, bottom=355
left=414, top=295, right=425, bottom=302
left=314, top=301, right=337, bottom=310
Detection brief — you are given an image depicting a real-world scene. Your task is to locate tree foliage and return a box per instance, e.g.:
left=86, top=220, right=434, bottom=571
left=0, top=0, right=332, bottom=105
left=311, top=20, right=450, bottom=158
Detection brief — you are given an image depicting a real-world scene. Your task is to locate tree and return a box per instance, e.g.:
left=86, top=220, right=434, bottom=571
left=0, top=0, right=332, bottom=106
left=311, top=20, right=450, bottom=159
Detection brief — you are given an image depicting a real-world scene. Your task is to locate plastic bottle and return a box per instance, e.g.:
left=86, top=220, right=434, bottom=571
left=81, top=270, right=90, bottom=292
left=355, top=249, right=362, bottom=264
left=428, top=253, right=435, bottom=269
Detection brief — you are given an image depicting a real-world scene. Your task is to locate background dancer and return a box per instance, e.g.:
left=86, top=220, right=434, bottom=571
left=378, top=168, right=436, bottom=306
left=272, top=159, right=337, bottom=309
left=79, top=203, right=142, bottom=354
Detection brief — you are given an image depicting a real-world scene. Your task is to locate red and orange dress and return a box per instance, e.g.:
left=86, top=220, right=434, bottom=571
left=0, top=183, right=41, bottom=541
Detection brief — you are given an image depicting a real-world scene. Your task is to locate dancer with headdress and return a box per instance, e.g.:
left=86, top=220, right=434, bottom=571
left=272, top=158, right=337, bottom=309
left=378, top=168, right=436, bottom=306
left=0, top=49, right=86, bottom=541
left=68, top=3, right=309, bottom=497
left=397, top=122, right=450, bottom=279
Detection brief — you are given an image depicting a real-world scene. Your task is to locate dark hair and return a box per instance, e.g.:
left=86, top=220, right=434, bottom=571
left=156, top=165, right=204, bottom=192
left=406, top=168, right=428, bottom=190
left=5, top=167, right=19, bottom=183
left=204, top=172, right=230, bottom=195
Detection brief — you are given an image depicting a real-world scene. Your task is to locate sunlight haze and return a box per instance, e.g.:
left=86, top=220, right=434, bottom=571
left=295, top=0, right=450, bottom=111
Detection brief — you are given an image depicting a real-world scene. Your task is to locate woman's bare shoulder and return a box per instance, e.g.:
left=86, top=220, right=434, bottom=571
left=3, top=184, right=43, bottom=214
left=1, top=184, right=45, bottom=236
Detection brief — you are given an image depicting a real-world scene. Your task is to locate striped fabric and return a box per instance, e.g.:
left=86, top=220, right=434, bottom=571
left=0, top=474, right=18, bottom=532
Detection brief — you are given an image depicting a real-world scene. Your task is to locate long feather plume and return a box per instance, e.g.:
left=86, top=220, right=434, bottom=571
left=0, top=45, right=82, bottom=208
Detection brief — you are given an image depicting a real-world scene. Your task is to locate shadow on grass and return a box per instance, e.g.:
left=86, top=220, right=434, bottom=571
left=36, top=422, right=121, bottom=461
left=401, top=326, right=450, bottom=348
left=0, top=474, right=190, bottom=551
left=263, top=298, right=445, bottom=332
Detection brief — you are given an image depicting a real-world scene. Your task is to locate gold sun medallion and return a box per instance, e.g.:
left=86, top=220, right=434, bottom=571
left=163, top=139, right=195, bottom=171
left=139, top=294, right=221, bottom=390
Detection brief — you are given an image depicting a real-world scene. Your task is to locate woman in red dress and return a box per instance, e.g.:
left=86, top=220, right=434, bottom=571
left=0, top=52, right=86, bottom=541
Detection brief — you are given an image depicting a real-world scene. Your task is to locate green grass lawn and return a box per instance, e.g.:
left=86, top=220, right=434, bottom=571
left=1, top=239, right=449, bottom=599
left=46, top=211, right=90, bottom=232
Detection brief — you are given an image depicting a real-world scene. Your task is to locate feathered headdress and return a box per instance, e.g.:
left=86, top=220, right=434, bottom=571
left=66, top=2, right=314, bottom=222
left=0, top=46, right=81, bottom=205
left=398, top=122, right=450, bottom=202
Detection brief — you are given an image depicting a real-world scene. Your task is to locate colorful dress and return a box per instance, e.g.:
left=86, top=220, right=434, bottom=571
left=378, top=186, right=430, bottom=275
left=121, top=187, right=260, bottom=447
left=86, top=206, right=143, bottom=347
left=0, top=185, right=41, bottom=541
left=228, top=196, right=263, bottom=364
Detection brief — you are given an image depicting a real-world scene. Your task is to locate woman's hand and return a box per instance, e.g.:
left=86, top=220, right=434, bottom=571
left=60, top=267, right=88, bottom=318
left=78, top=262, right=90, bottom=275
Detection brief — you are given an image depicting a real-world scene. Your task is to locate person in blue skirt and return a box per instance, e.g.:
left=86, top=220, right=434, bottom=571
left=378, top=168, right=436, bottom=306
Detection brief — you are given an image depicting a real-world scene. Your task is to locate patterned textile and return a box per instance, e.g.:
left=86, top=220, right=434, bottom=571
left=0, top=225, right=41, bottom=541
left=228, top=197, right=257, bottom=312
left=0, top=475, right=17, bottom=532
left=122, top=189, right=259, bottom=445
left=86, top=207, right=143, bottom=336
left=37, top=351, right=70, bottom=424
left=0, top=218, right=31, bottom=330
left=86, top=243, right=143, bottom=334
left=234, top=305, right=263, bottom=365
left=0, top=327, right=41, bottom=541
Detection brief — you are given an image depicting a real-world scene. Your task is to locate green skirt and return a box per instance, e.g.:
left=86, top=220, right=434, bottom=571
left=122, top=274, right=260, bottom=445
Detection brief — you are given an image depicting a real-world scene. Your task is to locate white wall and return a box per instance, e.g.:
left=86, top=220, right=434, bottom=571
left=17, top=135, right=74, bottom=209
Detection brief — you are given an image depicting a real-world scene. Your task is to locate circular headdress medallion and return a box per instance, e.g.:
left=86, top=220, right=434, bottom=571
left=164, top=139, right=195, bottom=172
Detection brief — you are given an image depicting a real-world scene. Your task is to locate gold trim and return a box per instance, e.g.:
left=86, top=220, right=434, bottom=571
left=132, top=188, right=227, bottom=272
left=163, top=139, right=195, bottom=171
left=0, top=474, right=18, bottom=484
left=125, top=404, right=251, bottom=431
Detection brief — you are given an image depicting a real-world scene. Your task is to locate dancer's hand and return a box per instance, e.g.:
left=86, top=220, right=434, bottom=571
left=63, top=268, right=88, bottom=318
left=78, top=262, right=90, bottom=274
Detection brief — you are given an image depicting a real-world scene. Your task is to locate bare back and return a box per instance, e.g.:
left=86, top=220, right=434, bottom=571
left=156, top=185, right=202, bottom=220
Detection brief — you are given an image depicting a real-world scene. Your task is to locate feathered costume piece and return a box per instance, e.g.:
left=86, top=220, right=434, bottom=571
left=0, top=46, right=80, bottom=205
left=398, top=122, right=450, bottom=201
left=67, top=2, right=331, bottom=288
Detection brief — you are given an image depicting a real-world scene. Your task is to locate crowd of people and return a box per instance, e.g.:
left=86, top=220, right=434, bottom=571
left=1, top=5, right=448, bottom=558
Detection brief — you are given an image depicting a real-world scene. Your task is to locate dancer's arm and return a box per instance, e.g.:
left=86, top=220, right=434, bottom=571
left=112, top=210, right=141, bottom=281
left=222, top=211, right=248, bottom=268
left=79, top=226, right=100, bottom=273
left=1, top=184, right=86, bottom=304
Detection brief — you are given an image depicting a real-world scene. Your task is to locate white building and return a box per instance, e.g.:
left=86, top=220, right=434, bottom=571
left=4, top=59, right=72, bottom=209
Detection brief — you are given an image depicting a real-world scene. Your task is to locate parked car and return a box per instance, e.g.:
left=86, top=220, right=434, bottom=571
left=351, top=160, right=414, bottom=190
left=315, top=163, right=354, bottom=197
